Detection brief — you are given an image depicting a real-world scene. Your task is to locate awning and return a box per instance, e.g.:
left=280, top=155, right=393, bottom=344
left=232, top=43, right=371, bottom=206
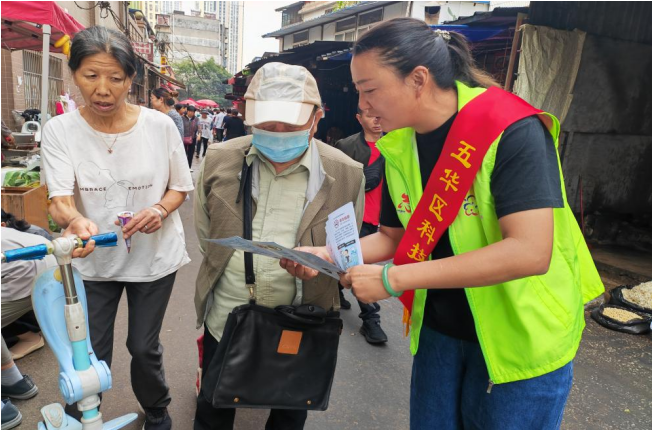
left=1, top=1, right=86, bottom=129
left=1, top=1, right=85, bottom=52
left=146, top=64, right=186, bottom=89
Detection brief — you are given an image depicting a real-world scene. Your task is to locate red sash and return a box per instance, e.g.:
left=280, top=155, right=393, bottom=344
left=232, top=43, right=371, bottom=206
left=394, top=87, right=545, bottom=318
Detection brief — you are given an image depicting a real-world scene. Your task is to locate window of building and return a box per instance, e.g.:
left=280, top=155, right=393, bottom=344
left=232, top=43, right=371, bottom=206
left=22, top=50, right=63, bottom=115
left=334, top=15, right=356, bottom=41
left=424, top=6, right=440, bottom=25
left=204, top=1, right=217, bottom=13
left=282, top=6, right=302, bottom=27
left=358, top=8, right=383, bottom=26
left=335, top=16, right=356, bottom=33
left=356, top=8, right=383, bottom=38
left=292, top=30, right=309, bottom=47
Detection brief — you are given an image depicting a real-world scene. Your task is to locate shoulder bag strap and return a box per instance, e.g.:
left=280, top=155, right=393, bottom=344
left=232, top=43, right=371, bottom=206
left=237, top=156, right=256, bottom=301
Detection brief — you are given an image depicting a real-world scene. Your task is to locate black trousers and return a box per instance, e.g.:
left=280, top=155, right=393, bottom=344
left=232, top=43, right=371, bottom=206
left=185, top=142, right=196, bottom=168
left=194, top=327, right=308, bottom=430
left=339, top=222, right=381, bottom=319
left=65, top=272, right=176, bottom=417
left=214, top=129, right=224, bottom=142
left=196, top=137, right=209, bottom=156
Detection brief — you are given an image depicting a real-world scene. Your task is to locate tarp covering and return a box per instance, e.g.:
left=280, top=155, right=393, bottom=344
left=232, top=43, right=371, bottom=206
left=1, top=1, right=85, bottom=52
left=513, top=25, right=586, bottom=123
left=429, top=25, right=507, bottom=42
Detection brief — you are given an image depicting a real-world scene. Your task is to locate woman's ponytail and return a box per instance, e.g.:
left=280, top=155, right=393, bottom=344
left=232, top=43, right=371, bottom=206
left=446, top=31, right=499, bottom=89
left=354, top=18, right=498, bottom=90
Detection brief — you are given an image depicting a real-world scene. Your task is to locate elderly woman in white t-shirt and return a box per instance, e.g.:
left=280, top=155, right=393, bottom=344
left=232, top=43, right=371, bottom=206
left=41, top=26, right=192, bottom=430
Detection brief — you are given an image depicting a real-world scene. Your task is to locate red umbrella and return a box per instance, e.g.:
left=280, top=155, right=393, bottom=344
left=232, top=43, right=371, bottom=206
left=179, top=99, right=201, bottom=107
left=196, top=99, right=219, bottom=108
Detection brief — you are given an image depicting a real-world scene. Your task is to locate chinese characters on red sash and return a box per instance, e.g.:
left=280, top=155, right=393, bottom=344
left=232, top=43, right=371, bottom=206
left=392, top=87, right=545, bottom=334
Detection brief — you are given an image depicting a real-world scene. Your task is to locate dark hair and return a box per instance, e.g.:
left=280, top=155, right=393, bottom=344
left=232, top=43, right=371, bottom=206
left=187, top=105, right=197, bottom=112
left=174, top=103, right=185, bottom=111
left=152, top=87, right=178, bottom=102
left=353, top=18, right=497, bottom=90
left=1, top=209, right=31, bottom=232
left=69, top=26, right=137, bottom=77
left=226, top=108, right=232, bottom=114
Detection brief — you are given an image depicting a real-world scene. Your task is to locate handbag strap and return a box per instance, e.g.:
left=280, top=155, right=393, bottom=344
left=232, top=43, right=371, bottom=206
left=237, top=156, right=256, bottom=301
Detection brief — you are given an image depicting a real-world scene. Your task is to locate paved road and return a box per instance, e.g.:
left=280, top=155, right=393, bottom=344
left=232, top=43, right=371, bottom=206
left=10, top=157, right=652, bottom=429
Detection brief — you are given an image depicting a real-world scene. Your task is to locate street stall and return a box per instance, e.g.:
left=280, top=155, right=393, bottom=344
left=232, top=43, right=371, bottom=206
left=227, top=41, right=358, bottom=141
left=1, top=1, right=84, bottom=231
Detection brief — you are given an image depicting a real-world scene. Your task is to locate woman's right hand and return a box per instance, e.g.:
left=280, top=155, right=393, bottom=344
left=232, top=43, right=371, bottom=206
left=63, top=216, right=99, bottom=258
left=280, top=246, right=332, bottom=281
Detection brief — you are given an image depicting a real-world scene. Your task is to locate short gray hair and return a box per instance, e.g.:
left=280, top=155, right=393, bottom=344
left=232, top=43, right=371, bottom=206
left=68, top=26, right=137, bottom=77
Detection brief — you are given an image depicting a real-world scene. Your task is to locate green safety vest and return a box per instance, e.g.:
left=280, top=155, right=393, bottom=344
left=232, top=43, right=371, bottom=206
left=377, top=81, right=604, bottom=385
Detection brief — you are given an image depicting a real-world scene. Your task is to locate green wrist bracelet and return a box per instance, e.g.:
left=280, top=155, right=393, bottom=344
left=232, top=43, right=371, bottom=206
left=382, top=263, right=402, bottom=297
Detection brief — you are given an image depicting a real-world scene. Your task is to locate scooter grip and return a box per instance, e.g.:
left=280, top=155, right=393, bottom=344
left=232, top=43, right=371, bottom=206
left=2, top=244, right=50, bottom=262
left=83, top=232, right=118, bottom=248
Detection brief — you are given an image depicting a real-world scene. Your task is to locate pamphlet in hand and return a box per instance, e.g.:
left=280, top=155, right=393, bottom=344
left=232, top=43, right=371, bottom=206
left=205, top=202, right=363, bottom=279
left=325, top=202, right=363, bottom=271
left=205, top=237, right=344, bottom=280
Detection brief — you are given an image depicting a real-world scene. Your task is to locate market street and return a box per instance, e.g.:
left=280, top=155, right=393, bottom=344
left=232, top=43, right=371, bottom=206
left=10, top=159, right=652, bottom=430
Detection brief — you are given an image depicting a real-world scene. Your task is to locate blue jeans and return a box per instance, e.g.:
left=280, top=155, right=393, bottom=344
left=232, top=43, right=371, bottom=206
left=410, top=326, right=573, bottom=430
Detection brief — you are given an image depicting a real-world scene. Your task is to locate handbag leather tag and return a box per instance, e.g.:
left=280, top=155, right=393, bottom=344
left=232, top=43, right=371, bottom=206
left=278, top=330, right=303, bottom=355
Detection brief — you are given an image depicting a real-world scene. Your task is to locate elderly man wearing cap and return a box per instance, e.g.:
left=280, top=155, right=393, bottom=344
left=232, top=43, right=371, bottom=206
left=193, top=63, right=365, bottom=429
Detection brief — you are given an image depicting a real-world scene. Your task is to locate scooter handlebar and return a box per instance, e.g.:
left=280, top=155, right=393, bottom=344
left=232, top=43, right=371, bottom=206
left=83, top=233, right=118, bottom=248
left=2, top=244, right=51, bottom=263
left=1, top=232, right=117, bottom=263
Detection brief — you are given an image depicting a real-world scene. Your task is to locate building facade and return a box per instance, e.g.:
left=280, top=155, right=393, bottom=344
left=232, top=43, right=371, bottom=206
left=267, top=1, right=490, bottom=51
left=155, top=12, right=225, bottom=65
left=139, top=1, right=243, bottom=74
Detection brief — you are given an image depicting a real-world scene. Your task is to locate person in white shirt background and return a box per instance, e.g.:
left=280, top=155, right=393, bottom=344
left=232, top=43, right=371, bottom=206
left=212, top=108, right=227, bottom=142
left=195, top=110, right=213, bottom=158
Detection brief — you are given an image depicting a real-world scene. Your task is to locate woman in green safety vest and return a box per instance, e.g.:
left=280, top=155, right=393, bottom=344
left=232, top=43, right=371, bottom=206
left=281, top=17, right=603, bottom=430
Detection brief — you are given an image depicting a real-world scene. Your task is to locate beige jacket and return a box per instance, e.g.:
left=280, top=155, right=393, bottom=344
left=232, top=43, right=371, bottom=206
left=193, top=135, right=365, bottom=328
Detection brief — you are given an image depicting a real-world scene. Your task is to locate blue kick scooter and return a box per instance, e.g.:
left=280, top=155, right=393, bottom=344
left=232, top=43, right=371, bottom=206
left=1, top=233, right=138, bottom=430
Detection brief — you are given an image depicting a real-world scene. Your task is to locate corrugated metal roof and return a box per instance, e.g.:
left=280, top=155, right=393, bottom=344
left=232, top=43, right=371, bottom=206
left=529, top=1, right=651, bottom=45
left=245, top=41, right=353, bottom=71
left=275, top=2, right=304, bottom=12
left=264, top=1, right=393, bottom=38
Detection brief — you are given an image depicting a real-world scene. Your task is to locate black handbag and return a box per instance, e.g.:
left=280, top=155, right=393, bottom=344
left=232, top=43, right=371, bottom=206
left=201, top=157, right=343, bottom=411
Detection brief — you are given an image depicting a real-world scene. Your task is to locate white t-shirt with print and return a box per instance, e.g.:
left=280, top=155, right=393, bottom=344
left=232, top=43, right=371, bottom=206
left=198, top=117, right=212, bottom=139
left=41, top=107, right=194, bottom=282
